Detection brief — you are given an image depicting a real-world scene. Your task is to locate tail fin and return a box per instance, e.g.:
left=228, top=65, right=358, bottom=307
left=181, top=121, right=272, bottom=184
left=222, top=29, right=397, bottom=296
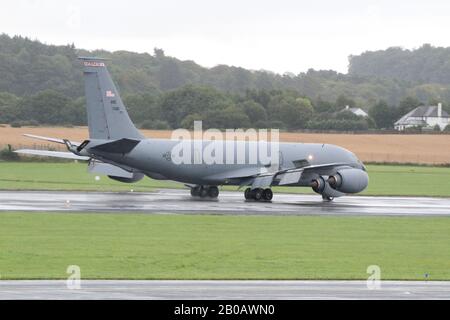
left=79, top=57, right=144, bottom=140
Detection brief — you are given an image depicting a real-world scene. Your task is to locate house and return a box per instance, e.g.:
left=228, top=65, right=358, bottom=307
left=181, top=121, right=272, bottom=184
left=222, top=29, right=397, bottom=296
left=341, top=105, right=369, bottom=118
left=394, top=103, right=450, bottom=131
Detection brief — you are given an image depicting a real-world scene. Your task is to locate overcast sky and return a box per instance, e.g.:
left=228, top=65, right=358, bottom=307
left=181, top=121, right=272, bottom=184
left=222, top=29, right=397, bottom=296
left=2, top=0, right=450, bottom=74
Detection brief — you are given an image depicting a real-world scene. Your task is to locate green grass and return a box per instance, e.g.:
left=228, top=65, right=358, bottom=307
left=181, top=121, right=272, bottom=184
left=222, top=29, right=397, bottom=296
left=0, top=162, right=182, bottom=192
left=1, top=213, right=449, bottom=280
left=0, top=162, right=449, bottom=197
left=363, top=165, right=450, bottom=197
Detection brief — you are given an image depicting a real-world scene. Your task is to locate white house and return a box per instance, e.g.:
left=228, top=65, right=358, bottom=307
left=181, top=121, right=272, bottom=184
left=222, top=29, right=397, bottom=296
left=394, top=103, right=450, bottom=131
left=341, top=105, right=369, bottom=118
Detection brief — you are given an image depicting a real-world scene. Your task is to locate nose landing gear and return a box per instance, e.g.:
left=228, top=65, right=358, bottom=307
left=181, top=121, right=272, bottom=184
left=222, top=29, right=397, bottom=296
left=244, top=188, right=273, bottom=201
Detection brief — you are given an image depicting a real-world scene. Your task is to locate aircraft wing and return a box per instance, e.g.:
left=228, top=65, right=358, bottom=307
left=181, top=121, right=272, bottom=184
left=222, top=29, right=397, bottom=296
left=216, top=162, right=350, bottom=188
left=23, top=134, right=81, bottom=147
left=274, top=162, right=349, bottom=186
left=14, top=149, right=90, bottom=161
left=279, top=162, right=349, bottom=175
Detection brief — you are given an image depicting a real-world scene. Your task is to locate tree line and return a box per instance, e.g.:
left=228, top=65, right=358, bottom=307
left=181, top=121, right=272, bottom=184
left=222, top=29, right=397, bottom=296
left=2, top=85, right=447, bottom=132
left=3, top=34, right=450, bottom=109
left=2, top=34, right=450, bottom=131
left=349, top=44, right=450, bottom=85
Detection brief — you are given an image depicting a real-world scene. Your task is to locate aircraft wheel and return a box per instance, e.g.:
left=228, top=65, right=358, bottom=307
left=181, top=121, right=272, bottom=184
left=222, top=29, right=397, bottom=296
left=199, top=187, right=209, bottom=198
left=191, top=186, right=201, bottom=197
left=263, top=188, right=273, bottom=201
left=208, top=186, right=219, bottom=198
left=244, top=188, right=252, bottom=200
left=254, top=188, right=263, bottom=201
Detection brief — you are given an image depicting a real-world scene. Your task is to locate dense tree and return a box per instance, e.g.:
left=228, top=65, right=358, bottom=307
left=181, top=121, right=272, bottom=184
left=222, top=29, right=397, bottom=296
left=158, top=59, right=186, bottom=91
left=397, top=96, right=422, bottom=117
left=313, top=97, right=334, bottom=113
left=306, top=107, right=370, bottom=131
left=268, top=95, right=314, bottom=130
left=18, top=90, right=70, bottom=125
left=0, top=92, right=21, bottom=123
left=335, top=95, right=357, bottom=109
left=3, top=34, right=450, bottom=132
left=335, top=110, right=360, bottom=121
left=123, top=93, right=160, bottom=125
left=0, top=92, right=20, bottom=106
left=244, top=89, right=272, bottom=108
left=61, top=97, right=86, bottom=125
left=153, top=48, right=165, bottom=60
left=3, top=34, right=450, bottom=109
left=349, top=44, right=450, bottom=85
left=159, top=85, right=234, bottom=128
left=306, top=119, right=369, bottom=131
left=238, top=100, right=267, bottom=125
left=369, top=101, right=397, bottom=129
left=203, top=106, right=251, bottom=129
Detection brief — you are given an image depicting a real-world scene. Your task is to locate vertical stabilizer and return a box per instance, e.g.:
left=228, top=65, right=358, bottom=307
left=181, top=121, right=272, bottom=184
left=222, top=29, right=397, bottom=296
left=79, top=57, right=144, bottom=140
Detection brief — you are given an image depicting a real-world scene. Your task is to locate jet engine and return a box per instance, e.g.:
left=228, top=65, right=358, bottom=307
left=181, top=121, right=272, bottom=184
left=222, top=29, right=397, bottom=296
left=108, top=172, right=144, bottom=183
left=327, top=168, right=369, bottom=194
left=311, top=176, right=345, bottom=199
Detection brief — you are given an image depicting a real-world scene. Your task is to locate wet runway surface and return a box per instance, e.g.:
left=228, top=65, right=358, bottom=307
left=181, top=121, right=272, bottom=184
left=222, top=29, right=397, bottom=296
left=0, top=189, right=450, bottom=216
left=0, top=280, right=449, bottom=300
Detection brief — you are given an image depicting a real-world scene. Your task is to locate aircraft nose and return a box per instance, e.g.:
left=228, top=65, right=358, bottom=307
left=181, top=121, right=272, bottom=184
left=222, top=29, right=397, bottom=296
left=334, top=145, right=366, bottom=171
left=353, top=157, right=366, bottom=171
left=347, top=149, right=365, bottom=171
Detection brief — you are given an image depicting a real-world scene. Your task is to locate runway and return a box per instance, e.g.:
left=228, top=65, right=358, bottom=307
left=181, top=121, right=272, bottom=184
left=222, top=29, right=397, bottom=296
left=0, top=189, right=450, bottom=216
left=0, top=280, right=449, bottom=299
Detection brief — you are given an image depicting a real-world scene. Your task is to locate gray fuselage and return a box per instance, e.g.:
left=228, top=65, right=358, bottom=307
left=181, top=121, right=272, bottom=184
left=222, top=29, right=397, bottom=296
left=88, top=138, right=364, bottom=187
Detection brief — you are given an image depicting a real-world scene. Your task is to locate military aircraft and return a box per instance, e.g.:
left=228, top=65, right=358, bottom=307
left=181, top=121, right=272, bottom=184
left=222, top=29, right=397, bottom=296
left=16, top=57, right=368, bottom=201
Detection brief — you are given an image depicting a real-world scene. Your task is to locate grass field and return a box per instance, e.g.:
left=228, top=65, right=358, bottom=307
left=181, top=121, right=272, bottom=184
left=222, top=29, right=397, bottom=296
left=0, top=161, right=183, bottom=192
left=1, top=213, right=449, bottom=280
left=0, top=162, right=449, bottom=197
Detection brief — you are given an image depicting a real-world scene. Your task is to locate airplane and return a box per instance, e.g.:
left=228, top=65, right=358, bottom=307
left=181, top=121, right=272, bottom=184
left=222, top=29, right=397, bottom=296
left=16, top=57, right=369, bottom=202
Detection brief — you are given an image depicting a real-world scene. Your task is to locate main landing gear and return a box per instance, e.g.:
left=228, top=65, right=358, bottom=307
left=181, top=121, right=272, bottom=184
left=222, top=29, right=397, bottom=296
left=244, top=188, right=273, bottom=201
left=190, top=185, right=219, bottom=199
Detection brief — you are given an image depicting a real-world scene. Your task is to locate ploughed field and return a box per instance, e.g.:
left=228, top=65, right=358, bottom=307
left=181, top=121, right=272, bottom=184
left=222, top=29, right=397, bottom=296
left=1, top=126, right=449, bottom=165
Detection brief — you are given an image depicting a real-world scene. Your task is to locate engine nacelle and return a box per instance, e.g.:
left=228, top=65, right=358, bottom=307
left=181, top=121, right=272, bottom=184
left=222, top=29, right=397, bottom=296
left=311, top=176, right=345, bottom=198
left=328, top=168, right=369, bottom=194
left=108, top=172, right=144, bottom=183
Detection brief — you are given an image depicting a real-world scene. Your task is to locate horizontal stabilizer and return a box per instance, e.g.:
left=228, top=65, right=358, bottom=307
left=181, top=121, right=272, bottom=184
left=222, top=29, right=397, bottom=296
left=15, top=149, right=89, bottom=160
left=90, top=138, right=140, bottom=154
left=24, top=134, right=81, bottom=146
